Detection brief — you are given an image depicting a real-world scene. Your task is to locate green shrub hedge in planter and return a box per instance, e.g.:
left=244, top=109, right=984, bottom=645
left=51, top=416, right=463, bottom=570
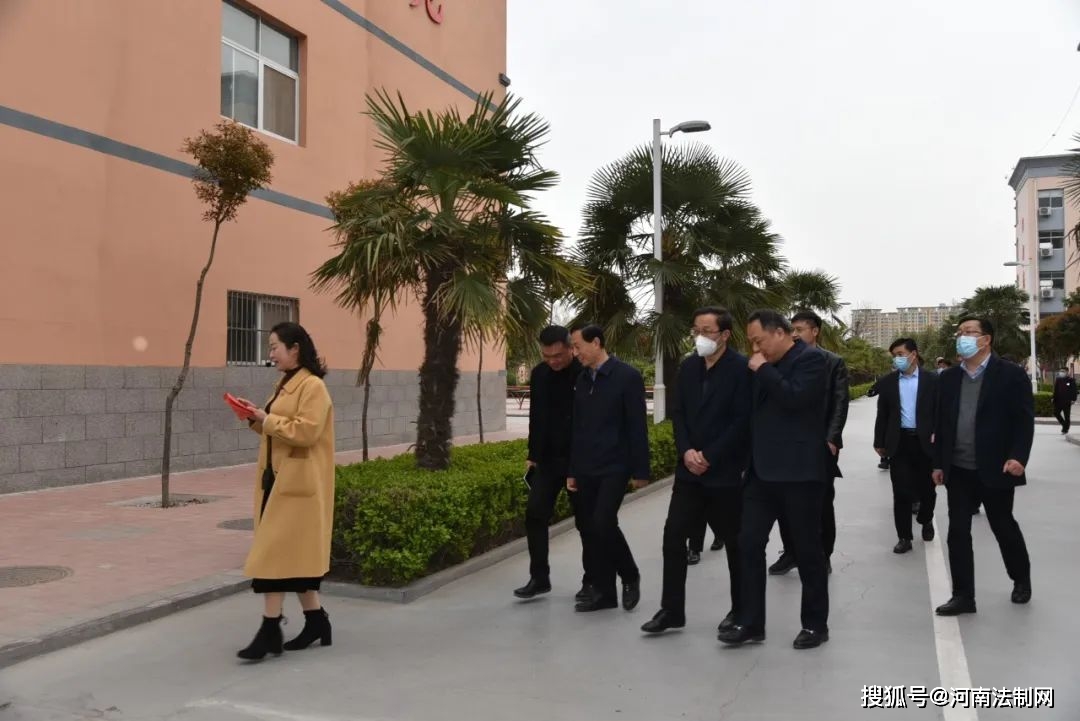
left=332, top=421, right=679, bottom=587
left=1034, top=391, right=1053, bottom=418
left=849, top=382, right=873, bottom=401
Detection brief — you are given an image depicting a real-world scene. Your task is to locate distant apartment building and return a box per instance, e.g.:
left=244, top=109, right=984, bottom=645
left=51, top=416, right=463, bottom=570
left=851, top=305, right=960, bottom=349
left=1008, top=155, right=1080, bottom=323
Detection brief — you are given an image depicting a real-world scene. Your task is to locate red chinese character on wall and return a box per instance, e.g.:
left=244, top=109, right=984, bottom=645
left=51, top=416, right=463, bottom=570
left=410, top=0, right=444, bottom=24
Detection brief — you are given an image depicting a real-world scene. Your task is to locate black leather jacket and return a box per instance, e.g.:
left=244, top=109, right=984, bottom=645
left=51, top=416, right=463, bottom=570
left=821, top=349, right=850, bottom=448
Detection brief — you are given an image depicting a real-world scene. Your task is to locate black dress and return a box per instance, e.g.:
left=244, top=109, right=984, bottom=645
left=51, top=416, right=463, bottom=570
left=251, top=368, right=323, bottom=594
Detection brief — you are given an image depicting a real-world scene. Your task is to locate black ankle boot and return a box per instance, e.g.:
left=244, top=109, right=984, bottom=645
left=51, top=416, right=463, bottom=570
left=283, top=608, right=332, bottom=651
left=237, top=615, right=284, bottom=661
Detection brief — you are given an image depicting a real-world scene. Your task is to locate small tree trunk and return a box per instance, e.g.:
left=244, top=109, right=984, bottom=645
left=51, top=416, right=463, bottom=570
left=476, top=343, right=484, bottom=443
left=356, top=304, right=383, bottom=462
left=415, top=263, right=462, bottom=470
left=162, top=219, right=222, bottom=507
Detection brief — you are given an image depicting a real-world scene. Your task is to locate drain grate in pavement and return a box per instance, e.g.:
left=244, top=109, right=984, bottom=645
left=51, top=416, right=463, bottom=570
left=218, top=518, right=254, bottom=531
left=0, top=565, right=73, bottom=588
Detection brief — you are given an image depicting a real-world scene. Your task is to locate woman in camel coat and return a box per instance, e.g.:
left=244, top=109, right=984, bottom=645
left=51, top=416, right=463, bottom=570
left=231, top=321, right=335, bottom=661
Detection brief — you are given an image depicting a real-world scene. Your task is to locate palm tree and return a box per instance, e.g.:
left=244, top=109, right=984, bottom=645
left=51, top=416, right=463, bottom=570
left=1063, top=133, right=1080, bottom=247
left=782, top=268, right=845, bottom=350
left=570, top=143, right=789, bottom=415
left=311, top=91, right=580, bottom=470
left=956, top=285, right=1031, bottom=362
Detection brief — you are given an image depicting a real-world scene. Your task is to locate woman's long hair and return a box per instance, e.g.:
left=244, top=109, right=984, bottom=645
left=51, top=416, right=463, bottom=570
left=270, top=322, right=327, bottom=379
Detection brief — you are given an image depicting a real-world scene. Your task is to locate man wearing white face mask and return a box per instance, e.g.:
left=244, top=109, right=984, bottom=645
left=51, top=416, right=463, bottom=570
left=874, top=339, right=938, bottom=553
left=641, top=307, right=752, bottom=635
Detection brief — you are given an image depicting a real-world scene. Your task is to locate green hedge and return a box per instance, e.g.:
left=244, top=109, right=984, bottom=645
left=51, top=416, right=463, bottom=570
left=332, top=422, right=679, bottom=587
left=1034, top=391, right=1053, bottom=417
left=850, top=382, right=873, bottom=400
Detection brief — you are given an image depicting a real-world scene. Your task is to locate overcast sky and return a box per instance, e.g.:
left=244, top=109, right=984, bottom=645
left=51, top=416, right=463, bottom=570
left=506, top=0, right=1080, bottom=314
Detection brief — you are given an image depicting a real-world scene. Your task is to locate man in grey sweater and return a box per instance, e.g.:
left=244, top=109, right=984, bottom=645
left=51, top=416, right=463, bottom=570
left=931, top=317, right=1034, bottom=616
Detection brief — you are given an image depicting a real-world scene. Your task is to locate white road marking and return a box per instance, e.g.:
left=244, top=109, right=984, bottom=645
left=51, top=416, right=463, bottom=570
left=924, top=516, right=978, bottom=721
left=185, top=698, right=392, bottom=721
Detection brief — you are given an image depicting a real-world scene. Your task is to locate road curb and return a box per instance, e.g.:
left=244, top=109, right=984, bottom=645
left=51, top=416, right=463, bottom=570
left=324, top=476, right=675, bottom=604
left=0, top=572, right=249, bottom=670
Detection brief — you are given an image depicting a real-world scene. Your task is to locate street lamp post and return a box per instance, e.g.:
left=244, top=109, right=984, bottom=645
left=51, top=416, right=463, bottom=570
left=652, top=118, right=711, bottom=424
left=1004, top=260, right=1040, bottom=393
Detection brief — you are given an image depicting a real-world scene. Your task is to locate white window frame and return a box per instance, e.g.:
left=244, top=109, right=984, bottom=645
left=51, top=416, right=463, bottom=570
left=220, top=4, right=300, bottom=145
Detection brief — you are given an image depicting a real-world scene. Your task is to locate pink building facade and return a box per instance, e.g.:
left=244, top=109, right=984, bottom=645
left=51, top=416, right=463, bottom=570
left=0, top=0, right=509, bottom=492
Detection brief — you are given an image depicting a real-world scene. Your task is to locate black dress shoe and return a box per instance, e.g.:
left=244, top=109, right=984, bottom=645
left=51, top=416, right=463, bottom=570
left=793, top=628, right=829, bottom=650
left=622, top=579, right=641, bottom=611
left=710, top=537, right=724, bottom=551
left=878, top=458, right=890, bottom=470
left=717, top=624, right=765, bottom=645
left=921, top=523, right=935, bottom=542
left=575, top=595, right=618, bottom=612
left=687, top=550, right=701, bottom=566
left=893, top=539, right=913, bottom=554
left=641, top=609, right=685, bottom=633
left=768, top=551, right=797, bottom=575
left=513, top=579, right=552, bottom=599
left=1011, top=581, right=1032, bottom=604
left=575, top=584, right=592, bottom=602
left=935, top=596, right=976, bottom=616
left=716, top=610, right=737, bottom=632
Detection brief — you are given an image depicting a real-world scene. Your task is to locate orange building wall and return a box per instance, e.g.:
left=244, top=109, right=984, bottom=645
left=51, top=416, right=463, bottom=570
left=0, top=0, right=507, bottom=372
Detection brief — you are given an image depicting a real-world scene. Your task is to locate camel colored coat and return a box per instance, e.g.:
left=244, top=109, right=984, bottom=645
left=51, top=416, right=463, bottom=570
left=243, top=368, right=335, bottom=580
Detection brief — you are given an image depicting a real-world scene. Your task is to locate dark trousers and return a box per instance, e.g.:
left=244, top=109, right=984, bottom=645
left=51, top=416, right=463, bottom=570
left=946, top=466, right=1031, bottom=600
left=661, top=481, right=741, bottom=619
left=525, top=466, right=586, bottom=584
left=778, top=452, right=837, bottom=557
left=573, top=474, right=639, bottom=602
left=1054, top=403, right=1072, bottom=433
left=688, top=512, right=722, bottom=553
left=738, top=477, right=829, bottom=632
left=889, top=433, right=937, bottom=540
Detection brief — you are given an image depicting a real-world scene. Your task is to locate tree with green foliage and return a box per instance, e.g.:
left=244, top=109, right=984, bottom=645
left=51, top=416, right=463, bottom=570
left=162, top=121, right=273, bottom=508
left=1036, top=306, right=1080, bottom=370
left=312, top=91, right=581, bottom=470
left=569, top=141, right=839, bottom=414
left=954, top=285, right=1030, bottom=362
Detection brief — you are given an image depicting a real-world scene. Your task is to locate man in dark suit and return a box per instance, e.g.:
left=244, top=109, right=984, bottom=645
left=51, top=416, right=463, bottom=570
left=567, top=324, right=649, bottom=613
left=932, top=316, right=1034, bottom=616
left=718, top=310, right=830, bottom=650
left=514, top=325, right=587, bottom=601
left=641, top=307, right=751, bottom=634
left=769, top=311, right=849, bottom=576
left=1052, top=369, right=1077, bottom=434
left=873, top=338, right=938, bottom=553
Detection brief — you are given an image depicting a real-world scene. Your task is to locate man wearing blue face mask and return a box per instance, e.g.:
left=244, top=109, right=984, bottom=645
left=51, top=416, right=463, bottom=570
left=932, top=317, right=1034, bottom=616
left=874, top=339, right=938, bottom=553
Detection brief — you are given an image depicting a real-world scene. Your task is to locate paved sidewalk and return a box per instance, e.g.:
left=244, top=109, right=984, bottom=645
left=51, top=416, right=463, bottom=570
left=0, top=422, right=527, bottom=667
left=4, top=400, right=1077, bottom=719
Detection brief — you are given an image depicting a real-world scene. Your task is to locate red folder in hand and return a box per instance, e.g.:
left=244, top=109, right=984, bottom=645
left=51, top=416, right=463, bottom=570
left=223, top=392, right=254, bottom=419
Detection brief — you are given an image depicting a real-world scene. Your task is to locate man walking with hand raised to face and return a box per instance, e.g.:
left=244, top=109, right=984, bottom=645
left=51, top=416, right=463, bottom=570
left=718, top=310, right=830, bottom=650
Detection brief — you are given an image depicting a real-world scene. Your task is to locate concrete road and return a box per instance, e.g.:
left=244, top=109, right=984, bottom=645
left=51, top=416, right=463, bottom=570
left=2, top=400, right=1077, bottom=720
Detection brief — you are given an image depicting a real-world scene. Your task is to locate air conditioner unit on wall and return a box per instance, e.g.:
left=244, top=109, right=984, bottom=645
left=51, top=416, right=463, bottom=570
left=1040, top=287, right=1055, bottom=299
left=1040, top=246, right=1053, bottom=257
left=1039, top=207, right=1052, bottom=217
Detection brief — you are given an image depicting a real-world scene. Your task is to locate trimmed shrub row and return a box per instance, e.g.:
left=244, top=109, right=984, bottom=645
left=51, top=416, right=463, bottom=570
left=332, top=421, right=679, bottom=587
